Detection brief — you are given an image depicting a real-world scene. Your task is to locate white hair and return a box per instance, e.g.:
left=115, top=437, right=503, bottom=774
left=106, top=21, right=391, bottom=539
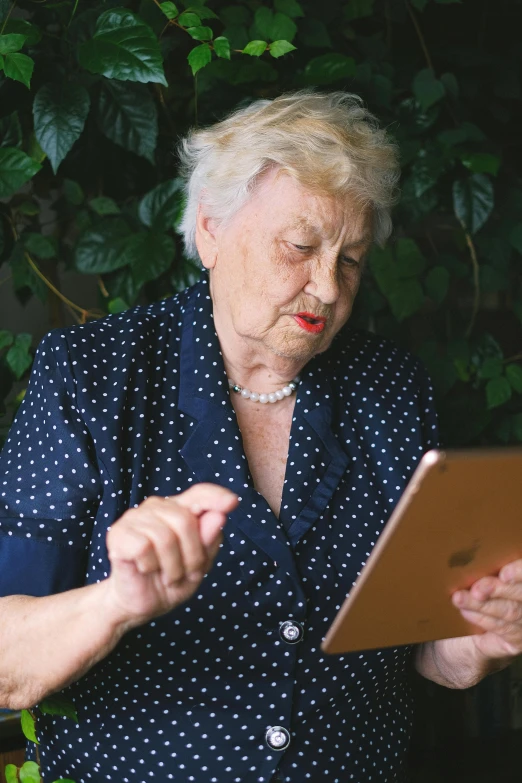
left=177, top=90, right=400, bottom=260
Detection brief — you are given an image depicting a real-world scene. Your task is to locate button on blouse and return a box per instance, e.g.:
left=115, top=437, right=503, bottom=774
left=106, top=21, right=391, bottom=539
left=0, top=272, right=438, bottom=783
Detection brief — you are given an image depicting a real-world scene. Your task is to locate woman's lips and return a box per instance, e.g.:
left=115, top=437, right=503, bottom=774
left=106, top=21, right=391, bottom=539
left=293, top=313, right=327, bottom=334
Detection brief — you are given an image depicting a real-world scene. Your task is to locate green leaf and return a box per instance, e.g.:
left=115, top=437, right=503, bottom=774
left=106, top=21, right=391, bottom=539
left=19, top=761, right=41, bottom=783
left=75, top=218, right=135, bottom=274
left=213, top=36, right=231, bottom=59
left=394, top=238, right=426, bottom=277
left=453, top=173, right=494, bottom=234
left=269, top=12, right=297, bottom=41
left=160, top=1, right=178, bottom=19
left=4, top=53, right=34, bottom=88
left=39, top=695, right=78, bottom=723
left=243, top=40, right=268, bottom=56
left=187, top=5, right=218, bottom=20
left=138, top=178, right=184, bottom=232
left=0, top=330, right=14, bottom=350
left=0, top=33, right=27, bottom=54
left=97, top=80, right=158, bottom=164
left=274, top=0, right=304, bottom=17
left=440, top=71, right=459, bottom=97
left=63, top=178, right=84, bottom=205
left=412, top=68, right=446, bottom=110
left=24, top=233, right=56, bottom=259
left=18, top=200, right=39, bottom=216
left=3, top=19, right=41, bottom=46
left=387, top=278, right=424, bottom=321
left=4, top=764, right=19, bottom=783
left=478, top=357, right=503, bottom=379
left=108, top=296, right=130, bottom=313
left=298, top=18, right=332, bottom=48
left=506, top=364, right=522, bottom=394
left=178, top=11, right=201, bottom=26
left=78, top=8, right=168, bottom=86
left=0, top=112, right=22, bottom=148
left=302, top=53, right=356, bottom=84
left=269, top=39, right=296, bottom=58
left=0, top=147, right=41, bottom=198
left=89, top=196, right=120, bottom=216
left=187, top=43, right=212, bottom=74
left=20, top=709, right=39, bottom=744
left=130, top=231, right=175, bottom=287
left=425, top=265, right=449, bottom=304
left=5, top=332, right=32, bottom=378
left=253, top=6, right=273, bottom=39
left=343, top=0, right=374, bottom=21
left=486, top=377, right=511, bottom=409
left=186, top=25, right=213, bottom=41
left=461, top=152, right=501, bottom=176
left=33, top=83, right=90, bottom=174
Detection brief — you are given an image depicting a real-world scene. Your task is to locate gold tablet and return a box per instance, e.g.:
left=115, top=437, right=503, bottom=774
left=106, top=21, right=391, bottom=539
left=322, top=448, right=522, bottom=655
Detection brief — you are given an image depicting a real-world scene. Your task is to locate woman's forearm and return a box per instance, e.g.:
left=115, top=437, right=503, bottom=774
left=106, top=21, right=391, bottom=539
left=414, top=636, right=515, bottom=689
left=0, top=581, right=132, bottom=709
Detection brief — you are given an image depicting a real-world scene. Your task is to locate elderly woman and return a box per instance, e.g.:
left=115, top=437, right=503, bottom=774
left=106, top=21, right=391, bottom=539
left=0, top=91, right=521, bottom=783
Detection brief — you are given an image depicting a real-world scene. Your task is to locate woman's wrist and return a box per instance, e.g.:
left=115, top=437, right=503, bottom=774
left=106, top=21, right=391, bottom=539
left=415, top=636, right=516, bottom=689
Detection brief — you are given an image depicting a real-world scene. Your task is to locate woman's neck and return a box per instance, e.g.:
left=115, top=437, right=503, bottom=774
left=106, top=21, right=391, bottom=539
left=212, top=301, right=305, bottom=396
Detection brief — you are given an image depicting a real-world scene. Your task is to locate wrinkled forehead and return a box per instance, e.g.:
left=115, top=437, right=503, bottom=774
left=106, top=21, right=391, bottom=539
left=280, top=201, right=374, bottom=247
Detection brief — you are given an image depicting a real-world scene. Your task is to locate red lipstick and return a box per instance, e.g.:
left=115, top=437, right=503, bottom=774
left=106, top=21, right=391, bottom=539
left=293, top=312, right=327, bottom=334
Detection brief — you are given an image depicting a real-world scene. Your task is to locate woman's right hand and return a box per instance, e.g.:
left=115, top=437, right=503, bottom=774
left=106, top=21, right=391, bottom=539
left=103, top=484, right=239, bottom=627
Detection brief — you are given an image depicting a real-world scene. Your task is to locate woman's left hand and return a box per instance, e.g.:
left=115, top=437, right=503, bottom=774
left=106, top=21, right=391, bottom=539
left=452, top=558, right=522, bottom=659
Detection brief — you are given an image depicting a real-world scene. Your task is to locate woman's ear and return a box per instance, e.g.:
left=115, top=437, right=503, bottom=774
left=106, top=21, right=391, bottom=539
left=195, top=205, right=219, bottom=270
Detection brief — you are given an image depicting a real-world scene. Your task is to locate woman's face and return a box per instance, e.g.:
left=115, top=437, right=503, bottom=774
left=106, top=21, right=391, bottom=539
left=197, top=169, right=373, bottom=363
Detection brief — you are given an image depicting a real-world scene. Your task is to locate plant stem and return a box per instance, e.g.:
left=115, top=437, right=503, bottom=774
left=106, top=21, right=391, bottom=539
left=66, top=0, right=80, bottom=31
left=25, top=254, right=104, bottom=321
left=0, top=0, right=17, bottom=34
left=404, top=0, right=434, bottom=71
left=462, top=226, right=480, bottom=338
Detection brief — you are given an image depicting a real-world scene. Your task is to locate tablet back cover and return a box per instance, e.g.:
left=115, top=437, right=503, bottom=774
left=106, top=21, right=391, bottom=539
left=322, top=448, right=522, bottom=654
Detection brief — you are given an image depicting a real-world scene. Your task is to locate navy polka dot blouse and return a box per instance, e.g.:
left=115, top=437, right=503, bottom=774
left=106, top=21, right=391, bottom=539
left=0, top=272, right=438, bottom=783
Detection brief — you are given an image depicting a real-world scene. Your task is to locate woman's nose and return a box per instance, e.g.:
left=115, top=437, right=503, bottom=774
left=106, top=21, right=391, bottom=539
left=303, top=264, right=340, bottom=305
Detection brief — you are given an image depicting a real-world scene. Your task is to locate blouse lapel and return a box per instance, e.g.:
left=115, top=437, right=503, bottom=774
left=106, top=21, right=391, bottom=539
left=177, top=274, right=299, bottom=578
left=280, top=358, right=350, bottom=545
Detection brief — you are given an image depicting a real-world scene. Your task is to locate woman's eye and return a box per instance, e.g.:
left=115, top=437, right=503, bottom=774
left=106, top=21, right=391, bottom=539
left=340, top=255, right=359, bottom=266
left=292, top=244, right=311, bottom=252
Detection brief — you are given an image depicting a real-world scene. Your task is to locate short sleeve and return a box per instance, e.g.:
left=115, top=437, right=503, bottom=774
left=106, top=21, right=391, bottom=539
left=0, top=330, right=101, bottom=597
left=415, top=359, right=440, bottom=452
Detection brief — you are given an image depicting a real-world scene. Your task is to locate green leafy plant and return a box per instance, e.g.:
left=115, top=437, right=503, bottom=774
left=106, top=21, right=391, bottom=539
left=5, top=696, right=78, bottom=782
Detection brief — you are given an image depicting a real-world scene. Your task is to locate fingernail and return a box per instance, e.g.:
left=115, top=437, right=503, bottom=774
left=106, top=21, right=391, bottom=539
left=501, top=567, right=513, bottom=582
left=453, top=591, right=464, bottom=605
left=188, top=571, right=203, bottom=582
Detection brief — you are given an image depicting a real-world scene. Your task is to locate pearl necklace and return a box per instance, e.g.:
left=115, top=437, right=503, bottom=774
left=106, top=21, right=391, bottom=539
left=228, top=376, right=300, bottom=404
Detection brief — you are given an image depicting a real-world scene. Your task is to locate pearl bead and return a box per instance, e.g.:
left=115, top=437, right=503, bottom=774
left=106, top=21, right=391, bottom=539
left=228, top=377, right=300, bottom=404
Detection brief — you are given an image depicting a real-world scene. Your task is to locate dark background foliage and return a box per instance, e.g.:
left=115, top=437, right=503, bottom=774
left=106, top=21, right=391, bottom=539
left=0, top=0, right=522, bottom=779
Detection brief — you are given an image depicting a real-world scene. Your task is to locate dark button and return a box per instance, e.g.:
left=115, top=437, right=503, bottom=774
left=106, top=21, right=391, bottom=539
left=279, top=620, right=303, bottom=644
left=266, top=726, right=291, bottom=751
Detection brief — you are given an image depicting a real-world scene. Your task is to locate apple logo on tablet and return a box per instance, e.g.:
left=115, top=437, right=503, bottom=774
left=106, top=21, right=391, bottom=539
left=448, top=539, right=480, bottom=568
